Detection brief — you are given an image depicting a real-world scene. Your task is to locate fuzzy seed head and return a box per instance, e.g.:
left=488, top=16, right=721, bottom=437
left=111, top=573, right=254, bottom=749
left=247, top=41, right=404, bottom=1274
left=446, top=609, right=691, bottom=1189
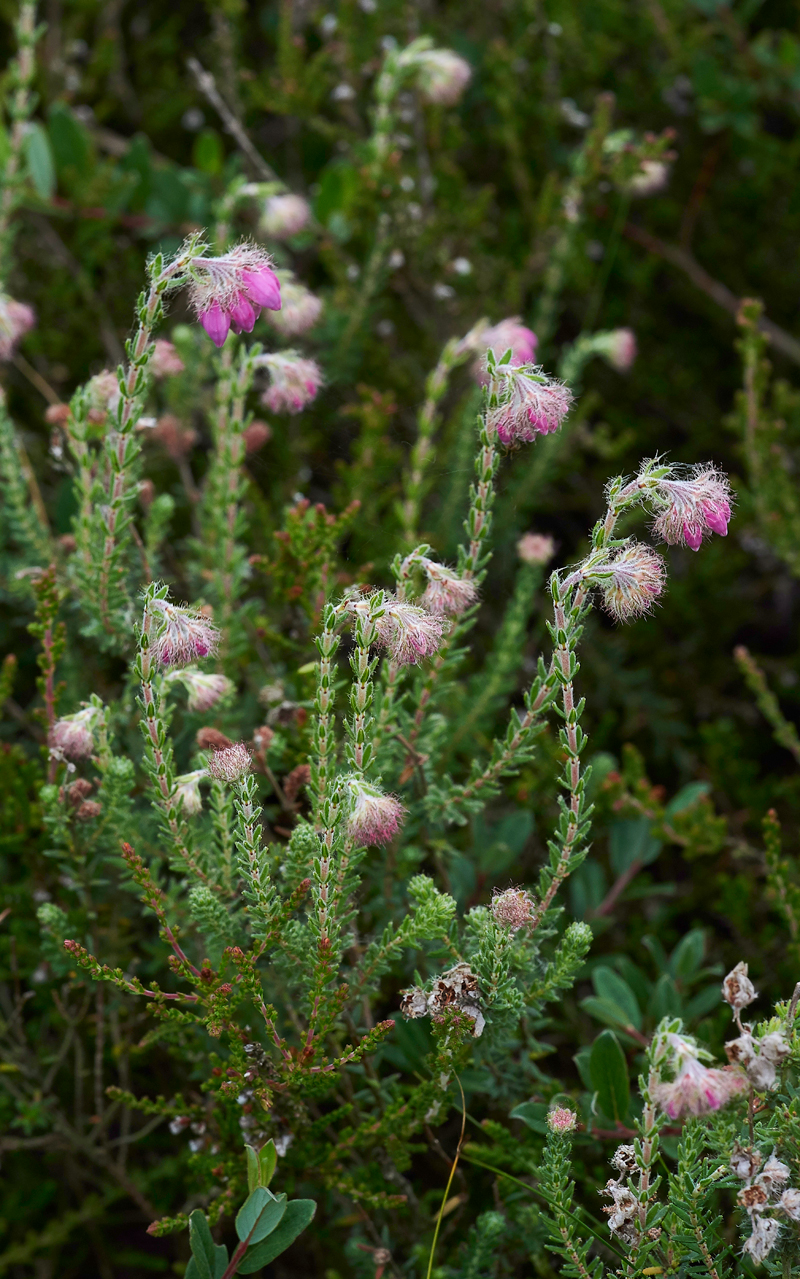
left=651, top=465, right=733, bottom=551
left=486, top=361, right=573, bottom=445
left=779, top=1188, right=800, bottom=1221
left=261, top=193, right=312, bottom=239
left=346, top=778, right=404, bottom=846
left=420, top=559, right=478, bottom=616
left=594, top=543, right=666, bottom=622
left=400, top=987, right=428, bottom=1019
left=264, top=280, right=322, bottom=336
left=260, top=352, right=323, bottom=415
left=75, top=799, right=102, bottom=821
left=149, top=599, right=220, bottom=668
left=491, top=887, right=536, bottom=931
left=206, top=743, right=252, bottom=783
left=597, top=327, right=637, bottom=372
left=626, top=159, right=670, bottom=197
left=87, top=369, right=121, bottom=415
left=546, top=1106, right=577, bottom=1134
left=517, top=532, right=556, bottom=565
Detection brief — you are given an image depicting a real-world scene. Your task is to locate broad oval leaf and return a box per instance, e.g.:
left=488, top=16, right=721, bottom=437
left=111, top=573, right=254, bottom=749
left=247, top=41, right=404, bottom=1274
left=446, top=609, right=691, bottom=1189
left=237, top=1199, right=317, bottom=1274
left=189, top=1209, right=216, bottom=1279
left=245, top=1143, right=259, bottom=1193
left=669, top=928, right=706, bottom=981
left=589, top=1029, right=630, bottom=1124
left=509, top=1101, right=549, bottom=1133
left=259, top=1138, right=277, bottom=1188
left=592, top=967, right=642, bottom=1030
left=236, top=1186, right=277, bottom=1243
left=250, top=1193, right=287, bottom=1246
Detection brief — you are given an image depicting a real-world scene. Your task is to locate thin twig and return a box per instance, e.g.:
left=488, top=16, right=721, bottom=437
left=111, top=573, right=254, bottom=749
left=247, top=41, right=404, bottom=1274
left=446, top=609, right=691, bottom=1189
left=186, top=58, right=277, bottom=183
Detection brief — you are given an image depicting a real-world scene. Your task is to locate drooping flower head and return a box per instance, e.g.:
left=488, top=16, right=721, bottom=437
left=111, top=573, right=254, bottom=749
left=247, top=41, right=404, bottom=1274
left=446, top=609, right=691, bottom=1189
left=374, top=596, right=447, bottom=665
left=650, top=464, right=733, bottom=551
left=419, top=559, right=478, bottom=616
left=345, top=776, right=404, bottom=846
left=206, top=742, right=252, bottom=783
left=590, top=543, right=666, bottom=622
left=258, top=352, right=323, bottom=415
left=491, top=887, right=537, bottom=931
left=0, top=294, right=35, bottom=360
left=652, top=1033, right=746, bottom=1119
left=187, top=243, right=281, bottom=347
left=166, top=668, right=234, bottom=713
left=49, top=705, right=102, bottom=761
left=722, top=961, right=757, bottom=1013
left=149, top=598, right=220, bottom=668
left=411, top=48, right=472, bottom=105
left=470, top=317, right=537, bottom=383
left=625, top=159, right=670, bottom=197
left=485, top=358, right=573, bottom=445
left=546, top=1107, right=577, bottom=1134
left=595, top=327, right=637, bottom=372
left=174, top=770, right=206, bottom=815
left=261, top=193, right=312, bottom=239
left=264, top=279, right=323, bottom=337
left=517, top=532, right=556, bottom=566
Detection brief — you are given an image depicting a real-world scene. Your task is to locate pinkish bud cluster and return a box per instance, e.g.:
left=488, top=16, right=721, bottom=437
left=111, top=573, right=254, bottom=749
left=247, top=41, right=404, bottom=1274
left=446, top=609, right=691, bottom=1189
left=373, top=596, right=448, bottom=665
left=167, top=669, right=234, bottom=713
left=546, top=1106, right=577, bottom=1134
left=151, top=339, right=185, bottom=378
left=87, top=369, right=121, bottom=416
left=471, top=317, right=537, bottom=383
left=412, top=48, right=472, bottom=105
left=597, top=328, right=637, bottom=372
left=261, top=193, right=312, bottom=239
left=265, top=279, right=323, bottom=337
left=0, top=294, right=35, bottom=360
left=345, top=778, right=404, bottom=847
left=517, top=532, right=556, bottom=565
left=491, top=887, right=537, bottom=930
left=149, top=598, right=220, bottom=668
left=652, top=1035, right=746, bottom=1119
left=187, top=243, right=281, bottom=347
left=419, top=559, right=478, bottom=616
left=592, top=543, right=666, bottom=622
left=49, top=705, right=101, bottom=761
left=259, top=352, right=323, bottom=415
left=486, top=361, right=573, bottom=446
left=206, top=742, right=252, bottom=783
left=722, top=961, right=757, bottom=1013
left=650, top=465, right=732, bottom=552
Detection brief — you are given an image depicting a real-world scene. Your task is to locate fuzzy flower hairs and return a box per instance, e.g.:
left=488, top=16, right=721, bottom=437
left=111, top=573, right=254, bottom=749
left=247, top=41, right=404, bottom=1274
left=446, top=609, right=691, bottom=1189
left=482, top=348, right=573, bottom=446
left=184, top=242, right=282, bottom=346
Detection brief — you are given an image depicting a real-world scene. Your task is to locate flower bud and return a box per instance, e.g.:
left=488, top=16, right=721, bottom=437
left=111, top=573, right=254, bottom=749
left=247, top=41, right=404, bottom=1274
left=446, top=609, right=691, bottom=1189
left=721, top=961, right=757, bottom=1012
left=206, top=743, right=252, bottom=783
left=546, top=1106, right=577, bottom=1134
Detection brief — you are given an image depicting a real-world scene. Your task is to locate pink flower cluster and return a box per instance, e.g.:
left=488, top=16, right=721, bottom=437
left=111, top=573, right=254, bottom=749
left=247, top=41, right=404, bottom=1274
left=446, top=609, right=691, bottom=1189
left=261, top=194, right=311, bottom=239
left=0, top=294, right=35, bottom=361
left=486, top=362, right=573, bottom=445
left=151, top=339, right=185, bottom=378
left=471, top=316, right=537, bottom=383
left=419, top=559, right=478, bottom=616
left=346, top=778, right=404, bottom=847
left=412, top=49, right=472, bottom=105
left=188, top=244, right=282, bottom=347
left=651, top=465, right=732, bottom=552
left=491, top=887, right=537, bottom=930
left=265, top=279, right=322, bottom=337
left=517, top=532, right=555, bottom=566
left=546, top=1107, right=577, bottom=1134
left=593, top=543, right=666, bottom=622
left=167, top=669, right=233, bottom=713
left=49, top=705, right=101, bottom=761
left=376, top=597, right=447, bottom=665
left=149, top=598, right=220, bottom=668
left=652, top=1034, right=746, bottom=1119
left=206, top=742, right=252, bottom=783
left=259, top=352, right=323, bottom=415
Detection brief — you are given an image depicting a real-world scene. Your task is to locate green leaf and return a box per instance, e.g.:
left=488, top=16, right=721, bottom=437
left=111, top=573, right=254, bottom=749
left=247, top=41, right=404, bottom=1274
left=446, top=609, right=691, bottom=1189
left=24, top=124, right=56, bottom=199
left=651, top=973, right=682, bottom=1021
left=609, top=818, right=662, bottom=875
left=186, top=1261, right=199, bottom=1279
left=579, top=996, right=639, bottom=1035
left=214, top=1245, right=229, bottom=1279
left=509, top=1101, right=549, bottom=1133
left=259, top=1138, right=277, bottom=1187
left=47, top=103, right=90, bottom=173
left=664, top=781, right=710, bottom=817
left=192, top=128, right=224, bottom=175
left=189, top=1210, right=216, bottom=1279
left=237, top=1199, right=317, bottom=1273
left=235, top=1187, right=285, bottom=1244
left=591, top=967, right=642, bottom=1029
left=669, top=929, right=705, bottom=981
left=246, top=1144, right=259, bottom=1193
left=589, top=1030, right=630, bottom=1123
left=685, top=983, right=724, bottom=1020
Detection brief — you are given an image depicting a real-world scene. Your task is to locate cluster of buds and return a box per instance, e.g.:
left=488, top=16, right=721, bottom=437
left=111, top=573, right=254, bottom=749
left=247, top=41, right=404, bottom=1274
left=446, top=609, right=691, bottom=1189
left=344, top=776, right=404, bottom=846
left=468, top=316, right=537, bottom=383
left=260, top=193, right=312, bottom=239
left=257, top=351, right=323, bottom=415
left=265, top=277, right=322, bottom=337
left=0, top=294, right=35, bottom=360
left=593, top=327, right=637, bottom=373
left=151, top=414, right=198, bottom=460
left=164, top=668, right=234, bottom=713
left=151, top=339, right=185, bottom=378
left=400, top=962, right=484, bottom=1036
left=49, top=704, right=102, bottom=762
left=148, top=598, right=220, bottom=668
left=205, top=742, right=252, bottom=783
left=484, top=352, right=573, bottom=446
left=651, top=1033, right=746, bottom=1119
left=649, top=464, right=732, bottom=552
left=491, top=887, right=537, bottom=931
left=733, top=1145, right=798, bottom=1264
left=517, top=532, right=556, bottom=566
left=186, top=243, right=282, bottom=346
left=587, top=543, right=666, bottom=622
left=546, top=1106, right=577, bottom=1134
left=347, top=592, right=447, bottom=665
